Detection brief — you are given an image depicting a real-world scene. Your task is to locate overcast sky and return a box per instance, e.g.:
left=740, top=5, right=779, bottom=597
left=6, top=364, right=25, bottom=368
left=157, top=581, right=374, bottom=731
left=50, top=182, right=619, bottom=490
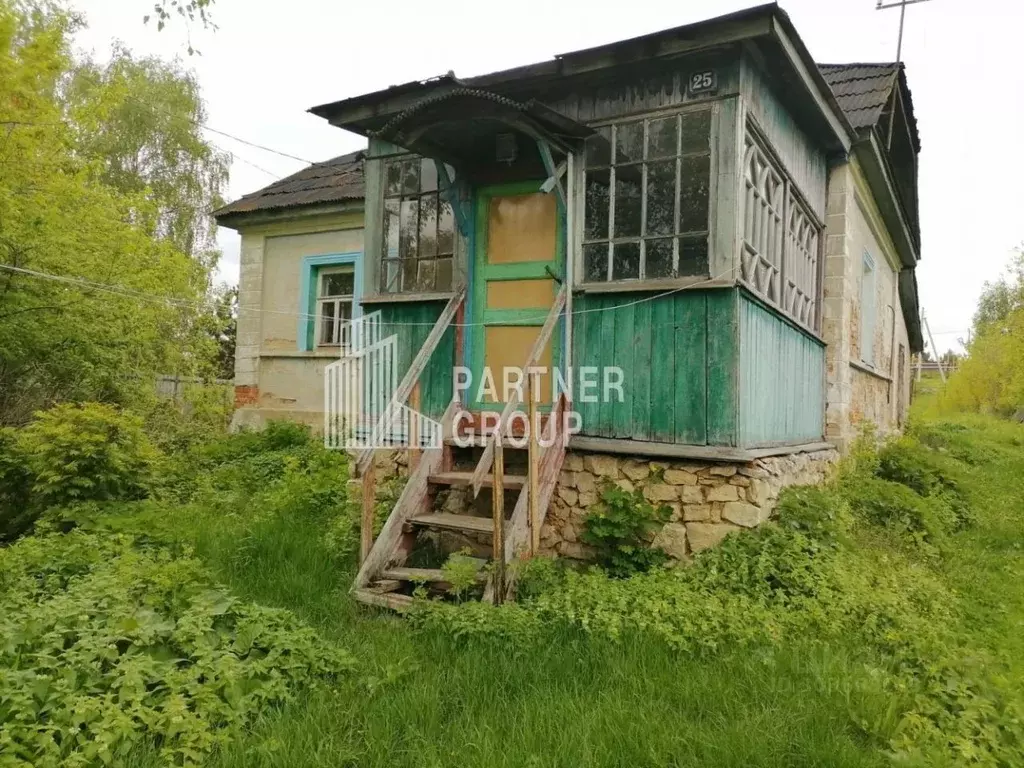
left=75, top=0, right=1024, bottom=353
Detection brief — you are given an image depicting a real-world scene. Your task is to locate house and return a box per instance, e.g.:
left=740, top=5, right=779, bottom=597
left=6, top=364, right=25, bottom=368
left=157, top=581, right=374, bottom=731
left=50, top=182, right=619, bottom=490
left=214, top=3, right=923, bottom=606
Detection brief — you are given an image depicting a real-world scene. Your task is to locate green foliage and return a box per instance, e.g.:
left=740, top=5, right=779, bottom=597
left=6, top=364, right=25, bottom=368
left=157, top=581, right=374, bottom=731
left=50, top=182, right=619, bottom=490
left=0, top=403, right=158, bottom=541
left=0, top=531, right=353, bottom=767
left=0, top=0, right=228, bottom=425
left=141, top=383, right=233, bottom=455
left=20, top=403, right=158, bottom=507
left=441, top=549, right=482, bottom=601
left=325, top=472, right=403, bottom=564
left=580, top=484, right=671, bottom=577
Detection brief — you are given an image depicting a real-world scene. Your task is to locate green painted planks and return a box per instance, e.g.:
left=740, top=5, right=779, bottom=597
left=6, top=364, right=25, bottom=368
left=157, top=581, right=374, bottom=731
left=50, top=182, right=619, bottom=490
left=571, top=289, right=729, bottom=446
left=376, top=302, right=455, bottom=419
left=631, top=300, right=652, bottom=441
left=706, top=290, right=739, bottom=446
left=648, top=296, right=676, bottom=442
left=674, top=293, right=709, bottom=444
left=737, top=292, right=825, bottom=447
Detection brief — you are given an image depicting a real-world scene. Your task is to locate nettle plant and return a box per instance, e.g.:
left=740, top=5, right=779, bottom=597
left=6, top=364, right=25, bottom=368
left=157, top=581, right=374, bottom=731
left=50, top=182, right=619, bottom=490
left=581, top=484, right=672, bottom=578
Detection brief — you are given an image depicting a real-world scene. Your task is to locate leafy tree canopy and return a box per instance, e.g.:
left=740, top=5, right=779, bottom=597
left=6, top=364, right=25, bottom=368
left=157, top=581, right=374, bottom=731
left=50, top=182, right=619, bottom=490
left=0, top=0, right=228, bottom=425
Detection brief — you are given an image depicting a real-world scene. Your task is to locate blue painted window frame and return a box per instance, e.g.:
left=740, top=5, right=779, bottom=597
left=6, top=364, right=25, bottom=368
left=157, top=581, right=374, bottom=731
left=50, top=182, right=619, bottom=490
left=297, top=252, right=363, bottom=352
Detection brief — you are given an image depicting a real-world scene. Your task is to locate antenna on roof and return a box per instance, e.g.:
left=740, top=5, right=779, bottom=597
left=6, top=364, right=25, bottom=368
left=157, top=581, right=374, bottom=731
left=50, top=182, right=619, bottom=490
left=876, top=0, right=935, bottom=64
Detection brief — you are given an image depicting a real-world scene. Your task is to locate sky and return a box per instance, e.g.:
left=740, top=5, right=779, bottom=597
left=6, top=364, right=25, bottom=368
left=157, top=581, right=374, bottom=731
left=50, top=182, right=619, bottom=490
left=74, top=0, right=1024, bottom=354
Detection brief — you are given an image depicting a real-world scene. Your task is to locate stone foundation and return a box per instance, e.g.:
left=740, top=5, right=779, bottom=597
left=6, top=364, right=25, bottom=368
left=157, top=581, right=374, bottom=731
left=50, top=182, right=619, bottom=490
left=540, top=449, right=838, bottom=561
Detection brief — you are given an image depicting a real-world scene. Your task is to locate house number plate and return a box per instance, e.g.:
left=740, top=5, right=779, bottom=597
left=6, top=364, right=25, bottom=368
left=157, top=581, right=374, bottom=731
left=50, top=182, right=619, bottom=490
left=688, top=70, right=718, bottom=95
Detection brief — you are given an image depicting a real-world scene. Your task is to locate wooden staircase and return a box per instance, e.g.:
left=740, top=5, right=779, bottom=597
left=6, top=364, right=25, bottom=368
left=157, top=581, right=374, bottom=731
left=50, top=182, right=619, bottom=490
left=351, top=287, right=570, bottom=611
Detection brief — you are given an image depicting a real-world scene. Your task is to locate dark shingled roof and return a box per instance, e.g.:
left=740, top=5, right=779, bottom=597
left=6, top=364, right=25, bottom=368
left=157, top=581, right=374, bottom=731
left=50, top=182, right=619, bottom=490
left=213, top=149, right=365, bottom=221
left=217, top=63, right=917, bottom=222
left=818, top=62, right=900, bottom=127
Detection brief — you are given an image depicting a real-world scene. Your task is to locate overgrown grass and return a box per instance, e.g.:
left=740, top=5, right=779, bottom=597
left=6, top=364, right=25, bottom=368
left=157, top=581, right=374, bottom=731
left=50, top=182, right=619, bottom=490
left=7, top=397, right=1024, bottom=767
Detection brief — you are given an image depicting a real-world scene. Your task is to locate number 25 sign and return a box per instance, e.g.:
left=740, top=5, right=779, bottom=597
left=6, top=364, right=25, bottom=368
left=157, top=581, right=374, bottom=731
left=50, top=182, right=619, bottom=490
left=689, top=70, right=717, bottom=95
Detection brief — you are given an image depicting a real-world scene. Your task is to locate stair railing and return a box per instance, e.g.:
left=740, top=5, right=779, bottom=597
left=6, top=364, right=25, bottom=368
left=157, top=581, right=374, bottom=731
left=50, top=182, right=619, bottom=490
left=356, top=287, right=466, bottom=565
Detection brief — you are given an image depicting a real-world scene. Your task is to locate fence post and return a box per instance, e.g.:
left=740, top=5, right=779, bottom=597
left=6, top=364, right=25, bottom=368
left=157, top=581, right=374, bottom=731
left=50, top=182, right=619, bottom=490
left=491, top=440, right=505, bottom=604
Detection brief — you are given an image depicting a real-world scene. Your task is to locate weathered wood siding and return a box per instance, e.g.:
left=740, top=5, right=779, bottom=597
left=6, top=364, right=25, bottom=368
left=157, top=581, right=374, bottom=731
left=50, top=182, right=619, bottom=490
left=542, top=55, right=741, bottom=123
left=740, top=56, right=827, bottom=219
left=738, top=291, right=825, bottom=447
left=572, top=288, right=738, bottom=446
left=375, top=301, right=455, bottom=419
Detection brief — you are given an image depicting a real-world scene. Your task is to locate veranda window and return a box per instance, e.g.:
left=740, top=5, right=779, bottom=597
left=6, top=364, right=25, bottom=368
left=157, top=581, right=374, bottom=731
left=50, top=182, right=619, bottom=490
left=582, top=107, right=712, bottom=283
left=317, top=267, right=355, bottom=349
left=381, top=157, right=456, bottom=294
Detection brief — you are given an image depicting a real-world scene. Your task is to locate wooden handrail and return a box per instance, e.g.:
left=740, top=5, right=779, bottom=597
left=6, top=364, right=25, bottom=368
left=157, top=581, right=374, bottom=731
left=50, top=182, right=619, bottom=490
left=470, top=284, right=568, bottom=497
left=356, top=287, right=466, bottom=476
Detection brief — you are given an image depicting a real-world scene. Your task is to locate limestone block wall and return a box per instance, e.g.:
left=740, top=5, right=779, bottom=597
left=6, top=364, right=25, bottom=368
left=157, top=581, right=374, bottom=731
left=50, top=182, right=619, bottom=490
left=540, top=449, right=838, bottom=561
left=822, top=159, right=911, bottom=451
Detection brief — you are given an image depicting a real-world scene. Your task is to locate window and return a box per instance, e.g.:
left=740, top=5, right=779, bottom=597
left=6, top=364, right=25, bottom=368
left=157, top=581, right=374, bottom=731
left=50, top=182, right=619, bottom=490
left=582, top=107, right=712, bottom=283
left=317, top=267, right=355, bottom=348
left=381, top=156, right=455, bottom=294
left=860, top=251, right=876, bottom=365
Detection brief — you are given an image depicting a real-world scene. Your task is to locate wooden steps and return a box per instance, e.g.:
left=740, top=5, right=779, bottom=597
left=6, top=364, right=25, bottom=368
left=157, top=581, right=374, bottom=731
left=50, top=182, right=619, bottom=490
left=428, top=471, right=526, bottom=490
left=407, top=512, right=493, bottom=534
left=445, top=434, right=529, bottom=449
left=382, top=566, right=486, bottom=584
left=352, top=589, right=414, bottom=612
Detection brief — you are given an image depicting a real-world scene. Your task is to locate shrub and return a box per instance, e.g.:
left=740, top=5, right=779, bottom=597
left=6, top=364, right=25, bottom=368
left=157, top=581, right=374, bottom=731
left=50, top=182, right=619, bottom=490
left=877, top=436, right=973, bottom=529
left=19, top=402, right=159, bottom=508
left=581, top=484, right=672, bottom=578
left=0, top=403, right=159, bottom=542
left=842, top=475, right=956, bottom=543
left=0, top=427, right=33, bottom=541
left=0, top=531, right=354, bottom=767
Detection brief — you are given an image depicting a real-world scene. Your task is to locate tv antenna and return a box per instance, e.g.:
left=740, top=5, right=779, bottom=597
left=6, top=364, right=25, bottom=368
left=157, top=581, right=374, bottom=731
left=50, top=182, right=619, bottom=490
left=876, top=0, right=935, bottom=64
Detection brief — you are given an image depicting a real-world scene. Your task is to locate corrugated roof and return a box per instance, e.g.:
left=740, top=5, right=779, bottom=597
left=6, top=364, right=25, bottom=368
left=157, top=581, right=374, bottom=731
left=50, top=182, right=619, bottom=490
left=213, top=149, right=365, bottom=221
left=817, top=62, right=899, bottom=131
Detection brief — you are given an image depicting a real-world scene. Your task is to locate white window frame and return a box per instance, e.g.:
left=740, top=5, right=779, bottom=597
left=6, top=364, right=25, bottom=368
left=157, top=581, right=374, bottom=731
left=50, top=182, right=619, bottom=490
left=316, top=266, right=355, bottom=350
left=860, top=251, right=876, bottom=366
left=580, top=104, right=715, bottom=285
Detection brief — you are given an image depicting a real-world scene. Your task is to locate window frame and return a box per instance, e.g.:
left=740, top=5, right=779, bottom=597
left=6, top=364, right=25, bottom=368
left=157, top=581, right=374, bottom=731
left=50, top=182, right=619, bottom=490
left=578, top=102, right=718, bottom=288
left=297, top=252, right=362, bottom=353
left=379, top=154, right=457, bottom=296
left=860, top=250, right=877, bottom=367
left=315, top=266, right=356, bottom=350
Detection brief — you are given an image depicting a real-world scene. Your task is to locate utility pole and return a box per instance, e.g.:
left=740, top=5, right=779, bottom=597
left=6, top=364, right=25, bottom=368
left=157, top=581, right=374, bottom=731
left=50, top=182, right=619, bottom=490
left=922, top=310, right=947, bottom=383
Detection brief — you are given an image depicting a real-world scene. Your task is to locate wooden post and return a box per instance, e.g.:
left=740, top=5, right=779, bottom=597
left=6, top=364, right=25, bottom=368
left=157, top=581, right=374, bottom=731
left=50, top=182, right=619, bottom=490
left=409, top=382, right=422, bottom=472
left=360, top=461, right=376, bottom=565
left=527, top=375, right=540, bottom=556
left=491, top=440, right=505, bottom=605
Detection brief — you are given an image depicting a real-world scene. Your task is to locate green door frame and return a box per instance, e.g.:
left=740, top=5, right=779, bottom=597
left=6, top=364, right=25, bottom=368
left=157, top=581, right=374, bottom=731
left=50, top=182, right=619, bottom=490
left=469, top=180, right=566, bottom=411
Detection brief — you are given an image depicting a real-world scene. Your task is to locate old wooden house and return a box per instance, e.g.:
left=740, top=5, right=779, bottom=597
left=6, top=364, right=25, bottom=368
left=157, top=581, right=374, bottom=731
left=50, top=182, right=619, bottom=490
left=215, top=4, right=923, bottom=607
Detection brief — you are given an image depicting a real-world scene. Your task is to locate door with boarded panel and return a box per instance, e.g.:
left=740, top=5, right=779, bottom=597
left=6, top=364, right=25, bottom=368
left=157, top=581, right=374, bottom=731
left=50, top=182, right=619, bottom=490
left=471, top=183, right=562, bottom=409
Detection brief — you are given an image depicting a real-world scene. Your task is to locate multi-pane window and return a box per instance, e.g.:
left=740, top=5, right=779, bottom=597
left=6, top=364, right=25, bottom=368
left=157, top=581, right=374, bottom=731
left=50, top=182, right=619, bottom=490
left=381, top=157, right=455, bottom=294
left=317, top=267, right=354, bottom=349
left=582, top=107, right=712, bottom=283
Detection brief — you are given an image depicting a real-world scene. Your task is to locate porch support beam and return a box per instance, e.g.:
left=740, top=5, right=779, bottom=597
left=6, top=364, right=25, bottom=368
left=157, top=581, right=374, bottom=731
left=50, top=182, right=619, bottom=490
left=536, top=139, right=567, bottom=212
left=435, top=160, right=470, bottom=237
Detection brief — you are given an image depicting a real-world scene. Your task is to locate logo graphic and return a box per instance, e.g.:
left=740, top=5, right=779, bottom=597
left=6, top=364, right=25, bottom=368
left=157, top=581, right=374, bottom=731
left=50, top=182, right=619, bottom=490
left=324, top=311, right=442, bottom=451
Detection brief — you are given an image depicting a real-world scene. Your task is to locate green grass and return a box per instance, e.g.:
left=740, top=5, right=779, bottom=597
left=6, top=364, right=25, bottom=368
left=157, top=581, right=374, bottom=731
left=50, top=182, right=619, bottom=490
left=121, top=401, right=1024, bottom=767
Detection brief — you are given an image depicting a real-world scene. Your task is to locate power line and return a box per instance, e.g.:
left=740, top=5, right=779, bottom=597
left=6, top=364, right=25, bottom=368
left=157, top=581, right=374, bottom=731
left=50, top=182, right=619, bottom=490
left=0, top=262, right=746, bottom=328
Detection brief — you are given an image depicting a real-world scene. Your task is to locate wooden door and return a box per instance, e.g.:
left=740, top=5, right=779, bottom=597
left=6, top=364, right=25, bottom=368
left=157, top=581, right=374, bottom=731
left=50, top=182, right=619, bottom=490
left=471, top=184, right=561, bottom=409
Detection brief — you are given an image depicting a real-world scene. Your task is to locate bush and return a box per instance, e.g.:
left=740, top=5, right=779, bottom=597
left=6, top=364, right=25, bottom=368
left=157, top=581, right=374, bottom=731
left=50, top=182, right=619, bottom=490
left=842, top=475, right=957, bottom=543
left=0, top=531, right=354, bottom=766
left=877, top=436, right=973, bottom=529
left=0, top=403, right=159, bottom=542
left=580, top=484, right=672, bottom=577
left=0, top=427, right=34, bottom=541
